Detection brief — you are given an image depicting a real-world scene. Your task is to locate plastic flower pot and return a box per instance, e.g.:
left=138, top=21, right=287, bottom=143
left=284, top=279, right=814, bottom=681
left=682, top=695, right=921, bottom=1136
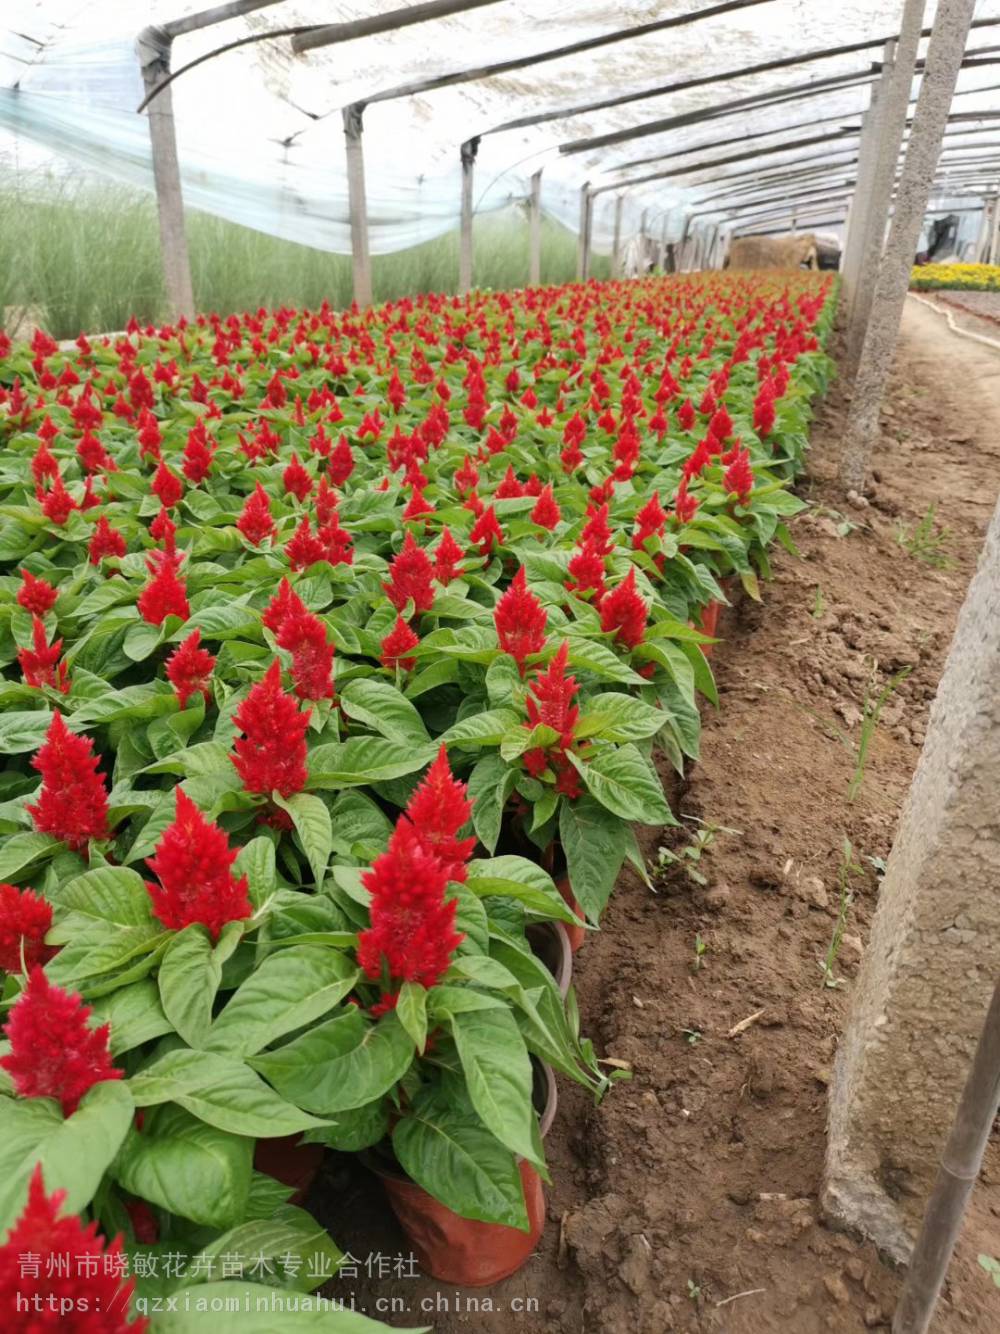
left=525, top=920, right=573, bottom=998
left=555, top=876, right=587, bottom=952
left=253, top=1135, right=325, bottom=1206
left=372, top=1063, right=558, bottom=1287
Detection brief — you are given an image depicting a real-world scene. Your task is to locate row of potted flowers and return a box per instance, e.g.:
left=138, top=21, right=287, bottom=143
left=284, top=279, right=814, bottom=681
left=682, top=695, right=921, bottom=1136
left=0, top=270, right=835, bottom=1329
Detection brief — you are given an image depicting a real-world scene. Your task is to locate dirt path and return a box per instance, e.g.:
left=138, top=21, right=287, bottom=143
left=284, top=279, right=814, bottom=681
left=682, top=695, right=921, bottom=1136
left=312, top=296, right=1000, bottom=1334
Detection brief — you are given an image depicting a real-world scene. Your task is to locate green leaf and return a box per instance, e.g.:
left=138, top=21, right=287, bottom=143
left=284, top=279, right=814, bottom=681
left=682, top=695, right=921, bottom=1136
left=274, top=791, right=332, bottom=888
left=306, top=738, right=436, bottom=788
left=90, top=979, right=174, bottom=1056
left=302, top=1098, right=390, bottom=1153
left=124, top=620, right=166, bottom=662
left=395, top=981, right=428, bottom=1053
left=250, top=1009, right=413, bottom=1115
left=207, top=946, right=359, bottom=1058
left=51, top=866, right=153, bottom=928
left=558, top=794, right=629, bottom=923
left=451, top=1008, right=543, bottom=1167
left=565, top=639, right=645, bottom=684
left=465, top=856, right=580, bottom=926
left=568, top=744, right=674, bottom=826
left=113, top=1103, right=252, bottom=1230
left=183, top=1205, right=343, bottom=1292
left=575, top=692, right=667, bottom=742
left=392, top=1092, right=527, bottom=1230
left=181, top=602, right=260, bottom=639
left=151, top=1284, right=414, bottom=1332
left=0, top=1081, right=135, bottom=1232
left=0, top=831, right=59, bottom=881
left=338, top=679, right=430, bottom=744
left=467, top=753, right=517, bottom=855
left=158, top=925, right=238, bottom=1049
left=233, top=837, right=276, bottom=907
left=0, top=709, right=53, bottom=754
left=439, top=709, right=520, bottom=747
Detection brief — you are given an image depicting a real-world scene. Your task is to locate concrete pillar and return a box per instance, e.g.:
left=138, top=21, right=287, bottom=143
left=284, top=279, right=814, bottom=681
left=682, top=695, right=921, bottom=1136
left=658, top=215, right=668, bottom=271
left=846, top=4, right=928, bottom=377
left=840, top=99, right=883, bottom=317
left=529, top=169, right=543, bottom=286
left=343, top=103, right=373, bottom=309
left=839, top=0, right=977, bottom=496
left=989, top=189, right=1000, bottom=265
left=611, top=193, right=624, bottom=278
left=458, top=136, right=480, bottom=296
left=576, top=182, right=590, bottom=281
left=136, top=27, right=195, bottom=322
left=825, top=486, right=1000, bottom=1262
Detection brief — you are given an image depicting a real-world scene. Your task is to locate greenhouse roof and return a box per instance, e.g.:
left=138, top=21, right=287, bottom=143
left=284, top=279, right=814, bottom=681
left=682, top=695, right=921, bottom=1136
left=2, top=0, right=999, bottom=255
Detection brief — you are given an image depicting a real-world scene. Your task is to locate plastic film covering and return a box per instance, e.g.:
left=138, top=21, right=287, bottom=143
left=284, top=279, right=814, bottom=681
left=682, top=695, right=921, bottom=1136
left=1, top=0, right=999, bottom=258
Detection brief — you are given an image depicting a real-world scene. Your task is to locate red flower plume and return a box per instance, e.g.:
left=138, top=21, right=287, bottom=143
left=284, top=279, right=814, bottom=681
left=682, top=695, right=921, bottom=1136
left=380, top=616, right=420, bottom=673
left=530, top=483, right=561, bottom=530
left=404, top=745, right=475, bottom=883
left=151, top=459, right=183, bottom=509
left=0, top=884, right=55, bottom=973
left=469, top=504, right=504, bottom=557
left=165, top=629, right=216, bottom=709
left=17, top=569, right=57, bottom=616
left=138, top=550, right=189, bottom=625
left=723, top=446, right=754, bottom=502
left=494, top=567, right=547, bottom=673
left=432, top=527, right=465, bottom=585
left=384, top=531, right=435, bottom=614
left=262, top=578, right=307, bottom=637
left=26, top=713, right=109, bottom=851
left=1, top=968, right=122, bottom=1116
left=231, top=660, right=309, bottom=798
left=18, top=617, right=69, bottom=693
left=236, top=483, right=275, bottom=546
left=283, top=453, right=313, bottom=502
left=600, top=568, right=648, bottom=650
left=88, top=515, right=127, bottom=565
left=276, top=608, right=335, bottom=701
left=0, top=1164, right=147, bottom=1332
left=145, top=789, right=252, bottom=939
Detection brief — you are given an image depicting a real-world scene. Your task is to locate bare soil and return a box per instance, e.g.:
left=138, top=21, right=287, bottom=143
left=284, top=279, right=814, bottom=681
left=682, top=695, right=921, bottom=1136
left=309, top=297, right=1000, bottom=1333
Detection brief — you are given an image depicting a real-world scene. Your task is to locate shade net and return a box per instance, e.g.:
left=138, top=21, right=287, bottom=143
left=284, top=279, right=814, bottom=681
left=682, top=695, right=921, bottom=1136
left=1, top=0, right=999, bottom=257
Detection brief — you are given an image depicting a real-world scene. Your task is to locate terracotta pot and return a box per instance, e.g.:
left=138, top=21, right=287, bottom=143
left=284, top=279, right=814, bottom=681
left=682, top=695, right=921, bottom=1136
left=375, top=1065, right=558, bottom=1287
left=253, top=1135, right=325, bottom=1206
left=525, top=920, right=573, bottom=998
left=694, top=598, right=724, bottom=651
left=555, top=875, right=587, bottom=952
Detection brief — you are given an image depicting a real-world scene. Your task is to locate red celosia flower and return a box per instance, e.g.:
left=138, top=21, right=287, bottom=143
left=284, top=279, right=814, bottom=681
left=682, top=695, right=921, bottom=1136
left=88, top=515, right=126, bottom=565
left=137, top=550, right=189, bottom=625
left=494, top=567, right=547, bottom=673
left=380, top=616, right=420, bottom=672
left=600, top=569, right=648, bottom=650
left=236, top=483, right=275, bottom=545
left=17, top=569, right=57, bottom=615
left=0, top=884, right=55, bottom=973
left=18, top=617, right=69, bottom=693
left=677, top=397, right=696, bottom=431
left=454, top=455, right=479, bottom=494
left=530, top=483, right=561, bottom=530
left=469, top=505, right=504, bottom=557
left=566, top=541, right=607, bottom=602
left=1, top=968, right=121, bottom=1116
left=286, top=516, right=326, bottom=571
left=632, top=492, right=666, bottom=551
left=151, top=459, right=183, bottom=509
left=709, top=404, right=734, bottom=442
left=319, top=514, right=354, bottom=567
left=262, top=578, right=307, bottom=636
left=165, top=629, right=216, bottom=709
left=495, top=465, right=525, bottom=499
left=40, top=473, right=77, bottom=526
left=581, top=503, right=613, bottom=557
left=327, top=434, right=355, bottom=486
left=276, top=608, right=335, bottom=701
left=145, top=789, right=252, bottom=939
left=673, top=475, right=700, bottom=524
left=0, top=1163, right=147, bottom=1331
left=26, top=713, right=109, bottom=851
left=683, top=436, right=713, bottom=479
left=432, top=527, right=464, bottom=584
left=402, top=746, right=475, bottom=883
left=403, top=487, right=433, bottom=522
left=283, top=453, right=313, bottom=502
left=384, top=531, right=435, bottom=614
left=723, top=447, right=754, bottom=502
left=754, top=383, right=776, bottom=438
left=526, top=642, right=579, bottom=749
left=357, top=818, right=463, bottom=991
left=149, top=505, right=176, bottom=549
left=231, top=659, right=309, bottom=798
left=182, top=424, right=215, bottom=483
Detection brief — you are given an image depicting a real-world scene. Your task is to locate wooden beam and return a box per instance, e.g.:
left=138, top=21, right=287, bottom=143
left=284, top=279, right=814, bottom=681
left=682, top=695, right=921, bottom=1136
left=343, top=103, right=373, bottom=308
left=293, top=0, right=503, bottom=54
